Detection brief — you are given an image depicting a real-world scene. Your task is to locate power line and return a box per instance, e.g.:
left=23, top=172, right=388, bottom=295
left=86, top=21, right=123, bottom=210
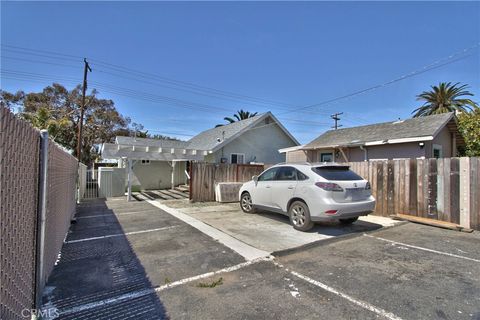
left=1, top=44, right=298, bottom=109
left=0, top=69, right=332, bottom=127
left=278, top=43, right=479, bottom=115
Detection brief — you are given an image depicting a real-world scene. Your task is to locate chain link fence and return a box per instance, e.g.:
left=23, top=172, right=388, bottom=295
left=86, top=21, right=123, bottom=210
left=0, top=107, right=79, bottom=319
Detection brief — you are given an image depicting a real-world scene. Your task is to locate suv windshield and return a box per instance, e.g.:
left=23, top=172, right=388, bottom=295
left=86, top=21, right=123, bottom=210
left=312, top=166, right=363, bottom=181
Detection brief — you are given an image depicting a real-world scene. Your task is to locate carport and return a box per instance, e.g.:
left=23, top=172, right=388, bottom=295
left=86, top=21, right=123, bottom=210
left=101, top=143, right=208, bottom=201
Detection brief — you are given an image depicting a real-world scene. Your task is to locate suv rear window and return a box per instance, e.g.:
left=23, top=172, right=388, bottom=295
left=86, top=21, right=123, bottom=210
left=312, top=166, right=363, bottom=181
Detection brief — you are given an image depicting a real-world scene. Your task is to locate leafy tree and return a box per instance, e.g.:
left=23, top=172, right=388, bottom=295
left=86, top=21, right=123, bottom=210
left=21, top=107, right=70, bottom=140
left=1, top=83, right=132, bottom=164
left=458, top=107, right=480, bottom=156
left=0, top=90, right=24, bottom=111
left=412, top=82, right=478, bottom=117
left=216, top=109, right=258, bottom=127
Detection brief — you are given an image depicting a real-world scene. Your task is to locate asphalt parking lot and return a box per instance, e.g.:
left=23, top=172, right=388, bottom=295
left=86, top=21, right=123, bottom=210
left=42, top=198, right=480, bottom=320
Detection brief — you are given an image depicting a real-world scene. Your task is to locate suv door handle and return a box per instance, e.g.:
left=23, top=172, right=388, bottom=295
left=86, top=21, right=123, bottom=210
left=287, top=186, right=294, bottom=189
left=265, top=185, right=271, bottom=188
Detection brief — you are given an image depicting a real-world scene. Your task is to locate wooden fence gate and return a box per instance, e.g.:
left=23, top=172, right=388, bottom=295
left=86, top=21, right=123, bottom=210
left=190, top=163, right=264, bottom=202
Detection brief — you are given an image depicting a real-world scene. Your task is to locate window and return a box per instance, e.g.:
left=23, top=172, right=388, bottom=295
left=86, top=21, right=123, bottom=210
left=320, top=153, right=333, bottom=162
left=312, top=166, right=363, bottom=181
left=296, top=170, right=309, bottom=181
left=258, top=168, right=278, bottom=181
left=230, top=153, right=245, bottom=164
left=141, top=159, right=150, bottom=165
left=275, top=167, right=297, bottom=181
left=433, top=144, right=443, bottom=159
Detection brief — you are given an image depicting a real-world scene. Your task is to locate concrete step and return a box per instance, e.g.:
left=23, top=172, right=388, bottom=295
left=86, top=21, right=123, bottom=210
left=175, top=185, right=189, bottom=193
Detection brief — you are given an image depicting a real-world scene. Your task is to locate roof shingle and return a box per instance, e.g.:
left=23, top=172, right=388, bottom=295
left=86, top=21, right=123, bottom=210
left=305, top=112, right=455, bottom=149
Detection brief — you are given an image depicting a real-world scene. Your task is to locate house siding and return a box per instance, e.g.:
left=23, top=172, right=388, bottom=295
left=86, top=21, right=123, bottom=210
left=305, top=142, right=428, bottom=163
left=209, top=122, right=296, bottom=165
left=427, top=126, right=453, bottom=158
left=130, top=160, right=187, bottom=190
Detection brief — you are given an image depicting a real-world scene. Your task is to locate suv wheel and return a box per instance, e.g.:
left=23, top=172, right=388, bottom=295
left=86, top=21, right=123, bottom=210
left=289, top=201, right=314, bottom=231
left=240, top=192, right=256, bottom=214
left=339, top=217, right=359, bottom=225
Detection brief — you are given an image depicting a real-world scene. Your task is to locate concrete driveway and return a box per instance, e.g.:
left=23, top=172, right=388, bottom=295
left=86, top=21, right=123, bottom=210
left=148, top=199, right=401, bottom=253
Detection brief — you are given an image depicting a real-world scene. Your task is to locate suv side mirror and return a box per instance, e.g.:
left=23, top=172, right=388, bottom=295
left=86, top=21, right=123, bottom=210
left=252, top=175, right=258, bottom=182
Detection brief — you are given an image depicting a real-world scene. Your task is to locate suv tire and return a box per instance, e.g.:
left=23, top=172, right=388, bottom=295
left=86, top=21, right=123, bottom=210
left=289, top=201, right=314, bottom=231
left=240, top=192, right=256, bottom=214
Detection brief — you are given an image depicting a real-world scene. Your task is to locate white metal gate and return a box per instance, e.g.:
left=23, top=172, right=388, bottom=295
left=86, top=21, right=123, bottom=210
left=81, top=169, right=100, bottom=199
left=79, top=166, right=126, bottom=200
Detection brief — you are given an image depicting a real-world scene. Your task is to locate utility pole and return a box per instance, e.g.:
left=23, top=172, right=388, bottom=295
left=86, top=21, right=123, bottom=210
left=76, top=58, right=92, bottom=162
left=331, top=112, right=343, bottom=130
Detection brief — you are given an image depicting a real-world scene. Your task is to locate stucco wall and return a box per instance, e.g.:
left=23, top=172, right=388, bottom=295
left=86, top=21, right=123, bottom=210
left=427, top=126, right=453, bottom=158
left=210, top=122, right=297, bottom=165
left=130, top=160, right=187, bottom=190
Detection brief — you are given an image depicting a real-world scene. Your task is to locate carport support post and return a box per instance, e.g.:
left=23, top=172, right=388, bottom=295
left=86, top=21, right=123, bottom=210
left=127, top=158, right=132, bottom=202
left=35, top=130, right=48, bottom=314
left=171, top=161, right=176, bottom=190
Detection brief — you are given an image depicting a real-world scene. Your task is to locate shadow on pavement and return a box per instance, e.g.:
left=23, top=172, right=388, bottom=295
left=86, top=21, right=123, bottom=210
left=42, top=199, right=168, bottom=320
left=255, top=209, right=383, bottom=236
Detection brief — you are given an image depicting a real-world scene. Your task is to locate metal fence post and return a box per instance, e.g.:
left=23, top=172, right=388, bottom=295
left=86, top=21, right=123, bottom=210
left=35, top=130, right=49, bottom=311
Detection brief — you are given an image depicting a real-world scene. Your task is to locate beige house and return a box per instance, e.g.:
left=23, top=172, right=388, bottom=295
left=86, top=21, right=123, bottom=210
left=281, top=112, right=464, bottom=163
left=101, top=112, right=299, bottom=191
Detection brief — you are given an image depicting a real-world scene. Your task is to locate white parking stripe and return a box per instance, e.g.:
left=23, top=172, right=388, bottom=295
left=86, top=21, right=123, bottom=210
left=288, top=269, right=404, bottom=320
left=270, top=260, right=403, bottom=320
left=76, top=209, right=160, bottom=219
left=48, top=256, right=273, bottom=318
left=364, top=234, right=480, bottom=263
left=65, top=226, right=178, bottom=244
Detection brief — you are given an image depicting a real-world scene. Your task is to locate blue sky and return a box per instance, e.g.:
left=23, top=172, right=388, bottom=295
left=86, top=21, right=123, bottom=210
left=1, top=1, right=479, bottom=144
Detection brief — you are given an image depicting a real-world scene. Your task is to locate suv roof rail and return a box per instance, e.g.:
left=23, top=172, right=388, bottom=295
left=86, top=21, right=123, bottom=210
left=275, top=162, right=312, bottom=166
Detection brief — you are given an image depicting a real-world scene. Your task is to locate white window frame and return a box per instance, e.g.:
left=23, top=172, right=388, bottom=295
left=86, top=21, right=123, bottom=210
left=141, top=159, right=151, bottom=165
left=230, top=153, right=245, bottom=164
left=432, top=144, right=443, bottom=158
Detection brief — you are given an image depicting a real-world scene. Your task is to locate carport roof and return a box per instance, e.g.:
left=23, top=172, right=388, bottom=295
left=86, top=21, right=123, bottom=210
left=101, top=143, right=207, bottom=161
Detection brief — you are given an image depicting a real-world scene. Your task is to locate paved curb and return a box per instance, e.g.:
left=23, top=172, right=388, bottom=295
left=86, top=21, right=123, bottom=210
left=146, top=200, right=271, bottom=261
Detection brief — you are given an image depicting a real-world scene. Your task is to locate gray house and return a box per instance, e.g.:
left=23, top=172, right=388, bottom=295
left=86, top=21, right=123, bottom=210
left=282, top=112, right=464, bottom=163
left=101, top=112, right=299, bottom=190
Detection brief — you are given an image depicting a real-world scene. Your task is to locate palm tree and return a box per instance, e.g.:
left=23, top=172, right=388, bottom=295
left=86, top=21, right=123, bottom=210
left=412, top=82, right=478, bottom=117
left=216, top=109, right=258, bottom=127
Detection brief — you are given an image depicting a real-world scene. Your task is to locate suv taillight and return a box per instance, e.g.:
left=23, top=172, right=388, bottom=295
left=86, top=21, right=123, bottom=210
left=315, top=182, right=343, bottom=192
left=365, top=182, right=371, bottom=190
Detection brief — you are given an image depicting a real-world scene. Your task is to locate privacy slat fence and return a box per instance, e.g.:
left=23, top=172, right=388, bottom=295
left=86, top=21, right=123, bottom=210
left=0, top=107, right=78, bottom=319
left=190, top=163, right=264, bottom=202
left=347, top=158, right=479, bottom=230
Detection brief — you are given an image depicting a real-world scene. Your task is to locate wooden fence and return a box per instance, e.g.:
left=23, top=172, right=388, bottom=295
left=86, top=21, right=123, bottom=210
left=190, top=163, right=264, bottom=202
left=347, top=158, right=479, bottom=230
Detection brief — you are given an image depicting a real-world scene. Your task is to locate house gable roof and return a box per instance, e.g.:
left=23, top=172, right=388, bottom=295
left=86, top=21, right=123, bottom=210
left=113, top=112, right=299, bottom=152
left=187, top=112, right=299, bottom=152
left=304, top=112, right=459, bottom=149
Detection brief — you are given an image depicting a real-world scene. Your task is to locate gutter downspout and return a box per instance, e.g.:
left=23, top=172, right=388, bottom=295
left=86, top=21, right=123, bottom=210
left=360, top=145, right=368, bottom=161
